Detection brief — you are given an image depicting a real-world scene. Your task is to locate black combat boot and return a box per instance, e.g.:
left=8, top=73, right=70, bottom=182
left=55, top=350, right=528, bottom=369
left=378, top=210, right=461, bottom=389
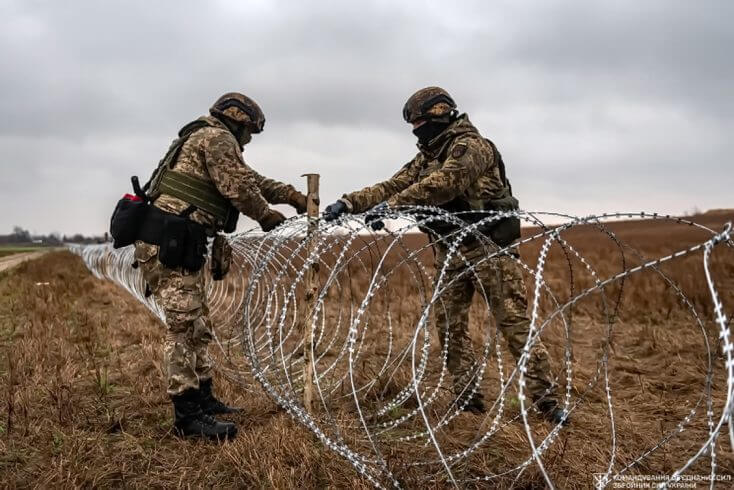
left=457, top=391, right=486, bottom=415
left=199, top=378, right=242, bottom=415
left=537, top=398, right=570, bottom=426
left=171, top=388, right=238, bottom=440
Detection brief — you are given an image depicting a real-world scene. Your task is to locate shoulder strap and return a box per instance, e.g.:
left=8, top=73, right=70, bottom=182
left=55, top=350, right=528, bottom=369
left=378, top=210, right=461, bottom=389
left=144, top=119, right=212, bottom=197
left=485, top=138, right=512, bottom=195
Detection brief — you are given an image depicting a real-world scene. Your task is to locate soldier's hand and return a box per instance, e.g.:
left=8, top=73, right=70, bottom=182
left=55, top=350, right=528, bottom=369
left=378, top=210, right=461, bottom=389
left=323, top=200, right=347, bottom=221
left=368, top=219, right=385, bottom=231
left=258, top=209, right=286, bottom=232
left=291, top=192, right=308, bottom=214
left=365, top=202, right=390, bottom=231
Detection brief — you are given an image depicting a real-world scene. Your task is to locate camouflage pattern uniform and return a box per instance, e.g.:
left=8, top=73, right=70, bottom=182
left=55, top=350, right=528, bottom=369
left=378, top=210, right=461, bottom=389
left=342, top=114, right=556, bottom=403
left=134, top=242, right=213, bottom=395
left=137, top=115, right=303, bottom=396
left=155, top=115, right=303, bottom=228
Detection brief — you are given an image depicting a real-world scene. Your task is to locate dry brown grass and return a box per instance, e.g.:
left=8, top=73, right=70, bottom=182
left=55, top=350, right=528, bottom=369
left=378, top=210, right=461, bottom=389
left=1, top=211, right=733, bottom=488
left=0, top=253, right=374, bottom=489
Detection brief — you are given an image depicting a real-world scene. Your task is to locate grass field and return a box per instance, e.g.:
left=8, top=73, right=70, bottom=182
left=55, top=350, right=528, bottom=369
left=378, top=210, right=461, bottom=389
left=0, top=211, right=732, bottom=488
left=0, top=246, right=45, bottom=258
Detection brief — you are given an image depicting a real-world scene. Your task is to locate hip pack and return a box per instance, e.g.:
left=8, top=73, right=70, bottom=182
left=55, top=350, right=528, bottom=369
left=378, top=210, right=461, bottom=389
left=110, top=176, right=150, bottom=249
left=109, top=177, right=208, bottom=272
left=138, top=205, right=207, bottom=272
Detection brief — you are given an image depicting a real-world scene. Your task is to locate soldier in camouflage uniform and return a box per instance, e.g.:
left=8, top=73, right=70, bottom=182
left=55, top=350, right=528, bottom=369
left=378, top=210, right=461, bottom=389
left=324, top=87, right=567, bottom=424
left=136, top=92, right=307, bottom=439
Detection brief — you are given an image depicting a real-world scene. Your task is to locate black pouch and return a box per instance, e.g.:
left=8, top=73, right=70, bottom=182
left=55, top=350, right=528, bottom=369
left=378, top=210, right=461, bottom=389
left=110, top=177, right=150, bottom=249
left=489, top=216, right=521, bottom=247
left=223, top=205, right=239, bottom=233
left=139, top=204, right=207, bottom=272
left=110, top=197, right=149, bottom=248
left=182, top=221, right=207, bottom=272
left=484, top=196, right=521, bottom=248
left=158, top=215, right=188, bottom=269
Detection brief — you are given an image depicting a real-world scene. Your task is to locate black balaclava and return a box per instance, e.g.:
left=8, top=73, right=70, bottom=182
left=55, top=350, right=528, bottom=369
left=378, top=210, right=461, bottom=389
left=412, top=119, right=452, bottom=145
left=233, top=126, right=252, bottom=149
left=215, top=114, right=252, bottom=149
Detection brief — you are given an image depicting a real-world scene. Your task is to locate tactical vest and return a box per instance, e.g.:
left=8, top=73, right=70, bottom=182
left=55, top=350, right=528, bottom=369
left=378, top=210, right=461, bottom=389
left=144, top=120, right=239, bottom=233
left=421, top=137, right=520, bottom=246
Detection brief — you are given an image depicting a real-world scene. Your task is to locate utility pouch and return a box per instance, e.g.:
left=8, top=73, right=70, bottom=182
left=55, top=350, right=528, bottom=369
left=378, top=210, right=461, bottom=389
left=182, top=221, right=207, bottom=272
left=211, top=234, right=232, bottom=280
left=158, top=216, right=188, bottom=269
left=110, top=176, right=150, bottom=249
left=484, top=196, right=521, bottom=248
left=459, top=196, right=521, bottom=248
left=488, top=217, right=521, bottom=247
left=223, top=206, right=239, bottom=233
left=138, top=206, right=208, bottom=272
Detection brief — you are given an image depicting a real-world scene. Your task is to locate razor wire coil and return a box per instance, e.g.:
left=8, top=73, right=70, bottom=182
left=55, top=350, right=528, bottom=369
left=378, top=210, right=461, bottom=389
left=71, top=208, right=733, bottom=489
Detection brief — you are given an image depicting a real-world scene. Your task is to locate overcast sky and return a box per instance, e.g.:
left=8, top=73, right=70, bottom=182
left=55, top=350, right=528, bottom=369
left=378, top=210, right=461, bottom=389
left=1, top=0, right=731, bottom=235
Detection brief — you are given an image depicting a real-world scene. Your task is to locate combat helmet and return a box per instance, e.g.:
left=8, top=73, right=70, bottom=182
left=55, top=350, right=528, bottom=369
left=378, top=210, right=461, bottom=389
left=402, top=86, right=457, bottom=124
left=210, top=92, right=266, bottom=133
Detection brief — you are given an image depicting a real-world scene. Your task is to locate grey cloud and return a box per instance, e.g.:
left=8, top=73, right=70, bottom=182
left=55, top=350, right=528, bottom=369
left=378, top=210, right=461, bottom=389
left=0, top=0, right=731, bottom=235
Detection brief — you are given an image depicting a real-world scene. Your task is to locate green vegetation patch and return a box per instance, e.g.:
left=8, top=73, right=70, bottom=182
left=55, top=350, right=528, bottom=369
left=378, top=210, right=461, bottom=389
left=0, top=246, right=45, bottom=258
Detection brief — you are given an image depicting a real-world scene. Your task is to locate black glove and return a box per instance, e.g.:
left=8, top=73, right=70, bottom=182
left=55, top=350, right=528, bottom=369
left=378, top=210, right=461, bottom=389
left=323, top=199, right=347, bottom=221
left=290, top=192, right=308, bottom=214
left=258, top=209, right=286, bottom=232
left=365, top=202, right=390, bottom=231
left=368, top=219, right=385, bottom=231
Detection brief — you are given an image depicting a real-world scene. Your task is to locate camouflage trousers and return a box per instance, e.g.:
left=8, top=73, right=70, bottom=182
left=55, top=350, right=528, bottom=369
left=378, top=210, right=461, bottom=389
left=134, top=241, right=213, bottom=396
left=433, top=241, right=556, bottom=403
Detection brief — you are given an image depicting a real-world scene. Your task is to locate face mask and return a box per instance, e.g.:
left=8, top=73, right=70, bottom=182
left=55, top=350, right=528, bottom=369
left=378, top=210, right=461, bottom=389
left=235, top=127, right=252, bottom=148
left=412, top=120, right=450, bottom=144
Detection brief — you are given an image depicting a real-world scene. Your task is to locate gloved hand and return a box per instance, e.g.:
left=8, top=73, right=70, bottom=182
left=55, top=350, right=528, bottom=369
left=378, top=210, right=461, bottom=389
left=365, top=202, right=391, bottom=231
left=258, top=208, right=286, bottom=232
left=323, top=199, right=348, bottom=221
left=368, top=218, right=385, bottom=231
left=290, top=192, right=308, bottom=214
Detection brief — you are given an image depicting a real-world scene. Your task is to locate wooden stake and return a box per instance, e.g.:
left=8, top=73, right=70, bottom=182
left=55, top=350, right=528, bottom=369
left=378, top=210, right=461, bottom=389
left=301, top=173, right=320, bottom=413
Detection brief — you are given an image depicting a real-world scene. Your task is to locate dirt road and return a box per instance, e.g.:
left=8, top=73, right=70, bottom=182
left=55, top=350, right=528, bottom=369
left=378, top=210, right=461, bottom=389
left=0, top=250, right=49, bottom=273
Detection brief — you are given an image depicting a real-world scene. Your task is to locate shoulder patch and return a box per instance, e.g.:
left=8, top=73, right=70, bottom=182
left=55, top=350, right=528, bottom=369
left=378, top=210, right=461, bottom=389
left=451, top=144, right=468, bottom=159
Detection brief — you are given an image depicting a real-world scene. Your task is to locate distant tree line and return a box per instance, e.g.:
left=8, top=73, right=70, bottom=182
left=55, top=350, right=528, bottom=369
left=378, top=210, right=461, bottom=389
left=0, top=226, right=109, bottom=246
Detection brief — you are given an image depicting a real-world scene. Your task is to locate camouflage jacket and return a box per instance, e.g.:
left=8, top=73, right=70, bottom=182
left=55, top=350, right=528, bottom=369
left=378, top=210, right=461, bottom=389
left=342, top=115, right=510, bottom=215
left=153, top=116, right=300, bottom=228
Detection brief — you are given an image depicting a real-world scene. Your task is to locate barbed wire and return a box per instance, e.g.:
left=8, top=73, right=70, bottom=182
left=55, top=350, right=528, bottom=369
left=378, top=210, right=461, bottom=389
left=70, top=208, right=733, bottom=489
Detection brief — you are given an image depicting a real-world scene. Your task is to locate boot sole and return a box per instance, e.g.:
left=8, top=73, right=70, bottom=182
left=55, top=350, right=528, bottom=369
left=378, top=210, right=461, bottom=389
left=175, top=431, right=238, bottom=441
left=202, top=409, right=243, bottom=416
left=174, top=427, right=238, bottom=441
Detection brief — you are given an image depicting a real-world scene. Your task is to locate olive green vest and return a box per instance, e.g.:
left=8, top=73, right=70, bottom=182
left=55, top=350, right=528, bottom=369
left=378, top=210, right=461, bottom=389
left=144, top=119, right=239, bottom=232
